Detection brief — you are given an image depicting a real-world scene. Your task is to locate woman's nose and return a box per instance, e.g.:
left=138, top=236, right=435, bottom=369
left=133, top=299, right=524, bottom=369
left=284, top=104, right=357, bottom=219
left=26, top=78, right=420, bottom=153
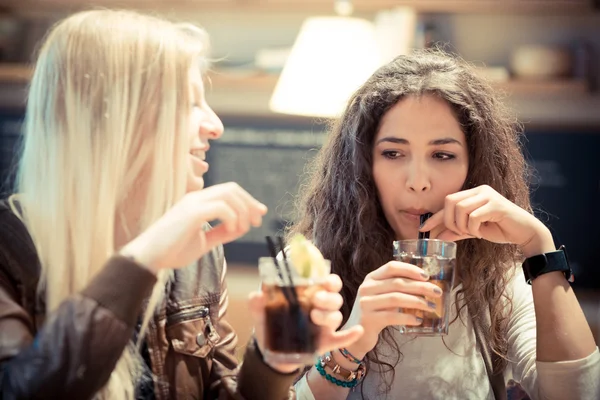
left=200, top=105, right=224, bottom=140
left=405, top=161, right=431, bottom=192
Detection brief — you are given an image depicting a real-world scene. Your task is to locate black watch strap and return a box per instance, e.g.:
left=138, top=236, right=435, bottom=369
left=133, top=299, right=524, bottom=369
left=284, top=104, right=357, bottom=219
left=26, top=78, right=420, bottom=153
left=522, top=245, right=574, bottom=285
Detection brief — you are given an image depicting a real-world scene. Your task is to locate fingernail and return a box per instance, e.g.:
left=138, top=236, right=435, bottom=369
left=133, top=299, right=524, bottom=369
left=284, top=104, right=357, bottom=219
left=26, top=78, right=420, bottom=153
left=433, top=287, right=442, bottom=295
left=421, top=272, right=429, bottom=280
left=428, top=301, right=437, bottom=309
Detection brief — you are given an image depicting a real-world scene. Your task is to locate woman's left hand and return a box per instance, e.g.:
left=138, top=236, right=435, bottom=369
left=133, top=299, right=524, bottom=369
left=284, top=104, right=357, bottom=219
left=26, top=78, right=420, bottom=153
left=248, top=274, right=364, bottom=374
left=419, top=185, right=555, bottom=257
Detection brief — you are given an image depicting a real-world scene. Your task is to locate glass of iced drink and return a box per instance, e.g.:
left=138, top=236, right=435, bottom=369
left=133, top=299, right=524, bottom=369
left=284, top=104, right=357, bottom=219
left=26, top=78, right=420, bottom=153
left=393, top=239, right=457, bottom=336
left=259, top=236, right=331, bottom=365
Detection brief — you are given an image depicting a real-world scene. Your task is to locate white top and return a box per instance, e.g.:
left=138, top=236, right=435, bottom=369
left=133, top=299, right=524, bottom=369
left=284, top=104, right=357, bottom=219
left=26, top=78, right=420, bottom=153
left=294, top=269, right=600, bottom=400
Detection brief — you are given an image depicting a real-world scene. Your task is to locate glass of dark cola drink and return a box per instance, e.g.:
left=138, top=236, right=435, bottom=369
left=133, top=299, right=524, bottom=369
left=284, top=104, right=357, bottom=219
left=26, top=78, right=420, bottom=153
left=393, top=239, right=457, bottom=336
left=258, top=256, right=331, bottom=365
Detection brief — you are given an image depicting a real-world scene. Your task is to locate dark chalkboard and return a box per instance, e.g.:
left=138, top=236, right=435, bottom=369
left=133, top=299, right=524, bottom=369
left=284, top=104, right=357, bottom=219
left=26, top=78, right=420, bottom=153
left=205, top=117, right=327, bottom=263
left=524, top=132, right=600, bottom=289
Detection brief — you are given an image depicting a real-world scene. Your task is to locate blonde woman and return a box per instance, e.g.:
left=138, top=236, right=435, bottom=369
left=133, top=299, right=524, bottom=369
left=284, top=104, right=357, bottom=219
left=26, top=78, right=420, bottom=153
left=0, top=10, right=362, bottom=400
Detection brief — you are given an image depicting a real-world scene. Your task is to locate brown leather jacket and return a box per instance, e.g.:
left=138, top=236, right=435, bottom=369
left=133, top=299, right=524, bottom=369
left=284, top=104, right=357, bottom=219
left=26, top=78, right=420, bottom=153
left=0, top=200, right=298, bottom=399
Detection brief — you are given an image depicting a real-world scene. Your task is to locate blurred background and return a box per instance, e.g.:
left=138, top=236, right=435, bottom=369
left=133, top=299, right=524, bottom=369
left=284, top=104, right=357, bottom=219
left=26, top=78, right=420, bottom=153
left=0, top=0, right=599, bottom=350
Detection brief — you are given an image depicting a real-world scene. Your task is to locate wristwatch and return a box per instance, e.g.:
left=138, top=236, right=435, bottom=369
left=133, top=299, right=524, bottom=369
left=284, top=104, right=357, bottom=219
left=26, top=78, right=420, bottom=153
left=522, top=245, right=574, bottom=285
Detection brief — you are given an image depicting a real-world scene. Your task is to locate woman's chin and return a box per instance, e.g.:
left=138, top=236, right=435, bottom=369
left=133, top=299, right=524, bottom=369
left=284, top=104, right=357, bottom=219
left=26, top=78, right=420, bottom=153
left=186, top=175, right=205, bottom=193
left=394, top=228, right=420, bottom=241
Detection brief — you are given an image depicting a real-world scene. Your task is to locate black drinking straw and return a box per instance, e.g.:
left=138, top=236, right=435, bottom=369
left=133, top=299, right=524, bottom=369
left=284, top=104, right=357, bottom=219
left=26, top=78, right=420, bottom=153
left=418, top=212, right=433, bottom=240
left=278, top=236, right=299, bottom=304
left=265, top=236, right=297, bottom=306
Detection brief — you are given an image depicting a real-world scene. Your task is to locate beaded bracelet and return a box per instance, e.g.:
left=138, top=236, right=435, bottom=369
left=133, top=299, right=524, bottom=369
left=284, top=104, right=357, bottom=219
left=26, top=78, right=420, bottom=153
left=315, top=361, right=361, bottom=388
left=323, top=352, right=365, bottom=380
left=315, top=352, right=366, bottom=388
left=339, top=347, right=363, bottom=364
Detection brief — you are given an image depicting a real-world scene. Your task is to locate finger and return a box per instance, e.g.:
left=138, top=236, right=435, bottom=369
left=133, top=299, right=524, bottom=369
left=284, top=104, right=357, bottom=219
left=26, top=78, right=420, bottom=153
left=310, top=309, right=343, bottom=330
left=238, top=197, right=267, bottom=228
left=317, top=325, right=364, bottom=354
left=321, top=274, right=343, bottom=293
left=444, top=189, right=480, bottom=235
left=419, top=189, right=478, bottom=233
left=207, top=183, right=267, bottom=228
left=253, top=205, right=268, bottom=228
left=204, top=224, right=244, bottom=250
left=447, top=187, right=482, bottom=202
left=436, top=229, right=473, bottom=242
left=468, top=201, right=500, bottom=237
left=455, top=194, right=488, bottom=235
left=360, top=292, right=438, bottom=313
left=359, top=277, right=443, bottom=298
left=419, top=209, right=444, bottom=233
left=425, top=222, right=452, bottom=240
left=247, top=291, right=266, bottom=324
left=197, top=200, right=238, bottom=233
left=249, top=210, right=266, bottom=228
left=248, top=291, right=266, bottom=353
left=226, top=182, right=268, bottom=226
left=230, top=182, right=268, bottom=215
left=467, top=213, right=483, bottom=239
left=311, top=290, right=343, bottom=312
left=444, top=196, right=459, bottom=238
left=366, top=261, right=430, bottom=282
left=221, top=191, right=251, bottom=233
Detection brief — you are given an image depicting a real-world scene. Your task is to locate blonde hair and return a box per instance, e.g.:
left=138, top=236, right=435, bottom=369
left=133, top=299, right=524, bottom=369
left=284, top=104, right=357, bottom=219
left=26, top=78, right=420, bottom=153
left=13, top=9, right=210, bottom=399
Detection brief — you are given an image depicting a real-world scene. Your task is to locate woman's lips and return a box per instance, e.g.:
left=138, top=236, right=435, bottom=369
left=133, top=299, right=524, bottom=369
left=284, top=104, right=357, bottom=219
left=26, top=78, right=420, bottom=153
left=401, top=209, right=431, bottom=225
left=191, top=154, right=209, bottom=173
left=401, top=211, right=421, bottom=224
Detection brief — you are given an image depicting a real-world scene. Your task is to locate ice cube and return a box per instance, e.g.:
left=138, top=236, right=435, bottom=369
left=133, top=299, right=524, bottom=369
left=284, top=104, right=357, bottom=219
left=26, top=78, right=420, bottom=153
left=421, top=256, right=441, bottom=277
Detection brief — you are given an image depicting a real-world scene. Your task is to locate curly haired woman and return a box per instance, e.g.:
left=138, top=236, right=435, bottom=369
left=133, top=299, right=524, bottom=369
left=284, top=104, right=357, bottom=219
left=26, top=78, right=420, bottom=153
left=290, top=49, right=600, bottom=400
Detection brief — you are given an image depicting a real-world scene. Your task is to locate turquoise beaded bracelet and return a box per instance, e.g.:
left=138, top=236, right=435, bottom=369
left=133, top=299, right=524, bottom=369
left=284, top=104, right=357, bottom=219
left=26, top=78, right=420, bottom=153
left=315, top=361, right=360, bottom=388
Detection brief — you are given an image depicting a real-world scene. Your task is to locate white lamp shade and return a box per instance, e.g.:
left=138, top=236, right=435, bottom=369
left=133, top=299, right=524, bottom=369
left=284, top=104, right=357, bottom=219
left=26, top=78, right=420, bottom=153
left=269, top=17, right=383, bottom=118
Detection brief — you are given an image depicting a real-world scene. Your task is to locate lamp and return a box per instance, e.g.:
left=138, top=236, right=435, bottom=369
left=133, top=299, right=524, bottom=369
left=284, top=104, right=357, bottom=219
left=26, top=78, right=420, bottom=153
left=269, top=2, right=382, bottom=118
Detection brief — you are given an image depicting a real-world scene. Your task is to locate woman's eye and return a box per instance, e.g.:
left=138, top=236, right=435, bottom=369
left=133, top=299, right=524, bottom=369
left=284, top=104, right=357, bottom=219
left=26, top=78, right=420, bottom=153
left=382, top=150, right=402, bottom=159
left=433, top=152, right=455, bottom=160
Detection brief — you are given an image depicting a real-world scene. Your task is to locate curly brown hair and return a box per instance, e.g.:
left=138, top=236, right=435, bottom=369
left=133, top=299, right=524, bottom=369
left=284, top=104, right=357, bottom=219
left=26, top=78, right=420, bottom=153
left=288, top=48, right=531, bottom=392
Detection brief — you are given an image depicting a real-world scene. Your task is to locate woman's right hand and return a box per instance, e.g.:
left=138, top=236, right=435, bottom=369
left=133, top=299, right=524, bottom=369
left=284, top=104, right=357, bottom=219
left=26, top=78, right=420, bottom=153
left=120, top=182, right=267, bottom=273
left=340, top=261, right=443, bottom=358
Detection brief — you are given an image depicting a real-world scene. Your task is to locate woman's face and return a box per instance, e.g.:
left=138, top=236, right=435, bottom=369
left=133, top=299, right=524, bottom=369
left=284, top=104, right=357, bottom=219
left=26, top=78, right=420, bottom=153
left=186, top=67, right=224, bottom=193
left=372, top=94, right=469, bottom=240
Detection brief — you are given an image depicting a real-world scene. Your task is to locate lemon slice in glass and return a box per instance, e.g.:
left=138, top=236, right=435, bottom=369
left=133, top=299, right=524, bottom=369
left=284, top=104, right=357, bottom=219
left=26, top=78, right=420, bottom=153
left=288, top=234, right=328, bottom=279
